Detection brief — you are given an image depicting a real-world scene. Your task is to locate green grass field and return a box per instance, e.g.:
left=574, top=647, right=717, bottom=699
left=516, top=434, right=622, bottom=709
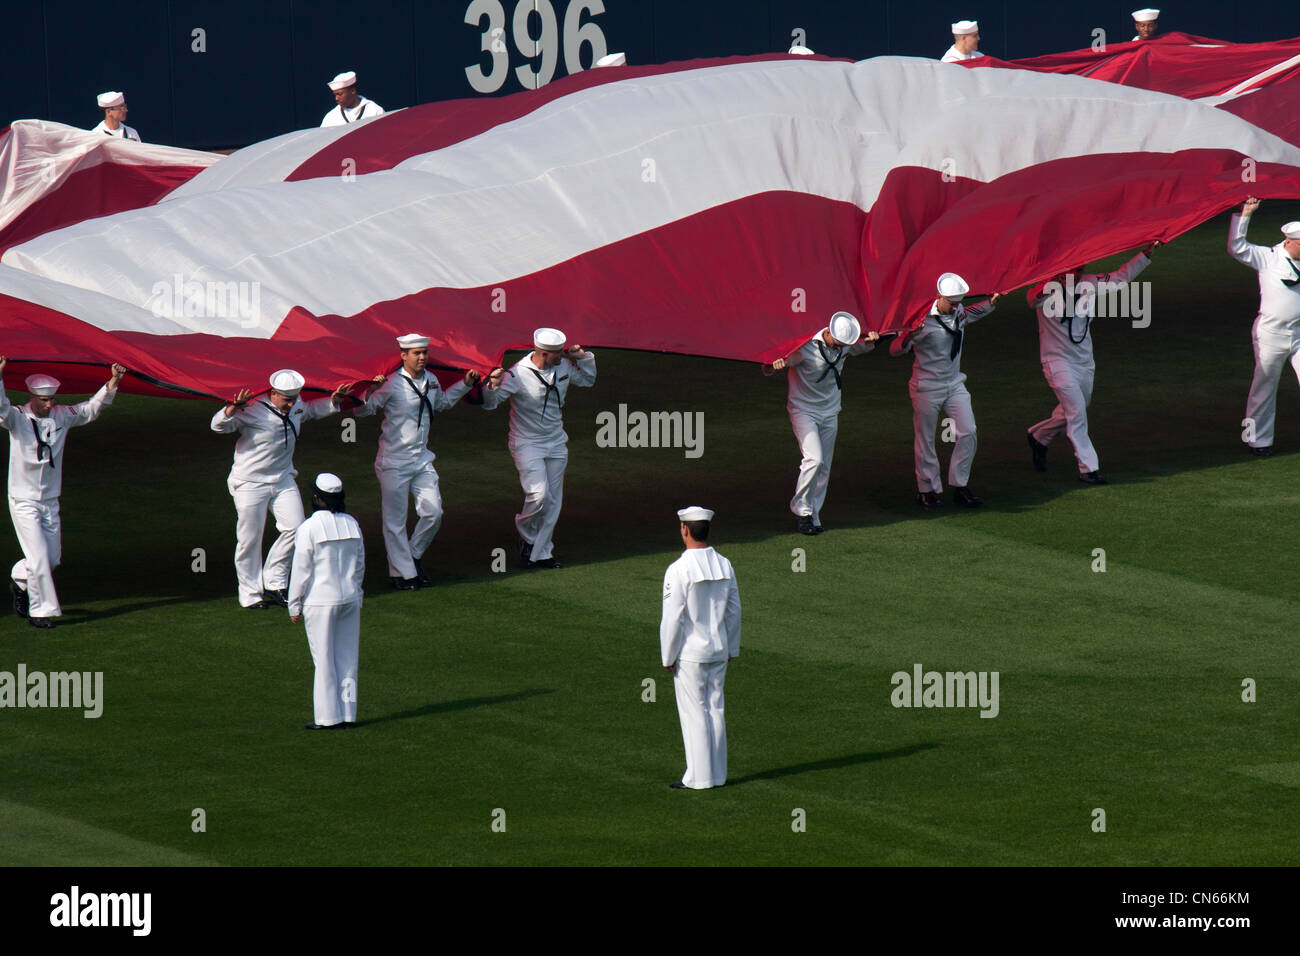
left=2, top=207, right=1298, bottom=866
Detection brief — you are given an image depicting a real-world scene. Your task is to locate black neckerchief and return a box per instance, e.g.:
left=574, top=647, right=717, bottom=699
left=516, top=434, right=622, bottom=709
left=341, top=101, right=366, bottom=124
left=934, top=308, right=964, bottom=360
left=815, top=338, right=846, bottom=390
left=1064, top=285, right=1092, bottom=344
left=259, top=401, right=298, bottom=446
left=530, top=367, right=562, bottom=417
left=403, top=374, right=435, bottom=429
left=1283, top=257, right=1300, bottom=288
left=30, top=418, right=54, bottom=467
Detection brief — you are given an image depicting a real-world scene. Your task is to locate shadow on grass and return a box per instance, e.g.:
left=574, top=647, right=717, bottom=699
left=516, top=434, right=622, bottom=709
left=727, top=742, right=939, bottom=786
left=57, top=596, right=195, bottom=624
left=357, top=688, right=553, bottom=727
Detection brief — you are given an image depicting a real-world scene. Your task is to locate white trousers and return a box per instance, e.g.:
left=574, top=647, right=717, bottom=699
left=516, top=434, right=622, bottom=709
left=910, top=380, right=977, bottom=492
left=789, top=410, right=838, bottom=522
left=1029, top=361, right=1098, bottom=473
left=377, top=463, right=443, bottom=579
left=228, top=475, right=304, bottom=607
left=304, top=601, right=360, bottom=727
left=511, top=446, right=566, bottom=561
left=9, top=497, right=62, bottom=618
left=1244, top=323, right=1300, bottom=448
left=674, top=659, right=728, bottom=789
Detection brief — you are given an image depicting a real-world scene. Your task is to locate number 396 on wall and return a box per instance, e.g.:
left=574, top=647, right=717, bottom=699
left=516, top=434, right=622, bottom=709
left=465, top=0, right=610, bottom=93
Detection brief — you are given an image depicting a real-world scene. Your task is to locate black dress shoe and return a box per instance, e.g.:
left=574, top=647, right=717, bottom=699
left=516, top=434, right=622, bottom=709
left=29, top=617, right=55, bottom=629
left=304, top=722, right=346, bottom=731
left=245, top=600, right=270, bottom=610
left=952, top=486, right=983, bottom=507
left=390, top=576, right=420, bottom=591
left=533, top=557, right=564, bottom=569
left=916, top=491, right=943, bottom=508
left=796, top=515, right=818, bottom=535
left=1027, top=432, right=1048, bottom=472
left=343, top=722, right=356, bottom=729
left=1078, top=471, right=1108, bottom=485
left=669, top=781, right=687, bottom=790
left=812, top=524, right=825, bottom=535
left=11, top=580, right=28, bottom=619
left=263, top=588, right=290, bottom=608
left=1249, top=445, right=1274, bottom=458
left=412, top=559, right=432, bottom=587
left=517, top=536, right=533, bottom=566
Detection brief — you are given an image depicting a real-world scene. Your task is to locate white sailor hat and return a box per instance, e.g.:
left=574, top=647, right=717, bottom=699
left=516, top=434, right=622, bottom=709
left=1131, top=8, right=1160, bottom=22
left=533, top=327, right=566, bottom=350
left=396, top=333, right=430, bottom=349
left=936, top=272, right=971, bottom=299
left=314, top=472, right=344, bottom=494
left=1281, top=221, right=1300, bottom=240
left=828, top=311, right=862, bottom=346
left=328, top=71, right=358, bottom=91
left=787, top=44, right=815, bottom=55
left=951, top=20, right=979, bottom=35
left=269, top=369, right=305, bottom=396
left=677, top=506, right=714, bottom=522
left=594, top=52, right=627, bottom=67
left=97, top=91, right=125, bottom=109
left=25, top=374, right=60, bottom=396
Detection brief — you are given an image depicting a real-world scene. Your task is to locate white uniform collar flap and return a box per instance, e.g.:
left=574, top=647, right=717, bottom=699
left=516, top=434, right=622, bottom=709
left=315, top=511, right=360, bottom=542
left=679, top=547, right=732, bottom=584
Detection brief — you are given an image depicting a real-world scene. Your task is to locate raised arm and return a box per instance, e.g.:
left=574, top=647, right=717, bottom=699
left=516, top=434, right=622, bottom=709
left=65, top=363, right=126, bottom=427
left=1229, top=197, right=1270, bottom=271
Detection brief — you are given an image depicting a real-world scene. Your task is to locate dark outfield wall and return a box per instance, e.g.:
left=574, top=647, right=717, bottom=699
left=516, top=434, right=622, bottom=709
left=5, top=1, right=1299, bottom=150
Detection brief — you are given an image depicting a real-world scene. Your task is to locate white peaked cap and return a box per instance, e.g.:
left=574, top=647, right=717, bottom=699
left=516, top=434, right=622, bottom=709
left=25, top=374, right=60, bottom=396
left=594, top=52, right=627, bottom=67
left=1131, top=8, right=1160, bottom=21
left=828, top=311, right=861, bottom=345
left=397, top=333, right=429, bottom=349
left=97, top=91, right=125, bottom=108
left=951, top=20, right=979, bottom=35
left=328, top=71, right=357, bottom=91
left=677, top=506, right=714, bottom=522
left=937, top=272, right=971, bottom=299
left=315, top=473, right=343, bottom=494
left=533, top=327, right=566, bottom=350
left=269, top=369, right=305, bottom=395
left=787, top=44, right=815, bottom=55
left=1281, top=221, right=1300, bottom=239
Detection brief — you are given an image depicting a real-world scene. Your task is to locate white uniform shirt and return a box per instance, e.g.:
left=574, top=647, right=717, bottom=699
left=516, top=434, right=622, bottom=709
left=1030, top=251, right=1150, bottom=367
left=90, top=120, right=141, bottom=142
left=288, top=510, right=365, bottom=614
left=482, top=353, right=597, bottom=450
left=786, top=331, right=875, bottom=418
left=941, top=46, right=984, bottom=63
left=898, top=299, right=996, bottom=389
left=210, top=395, right=337, bottom=484
left=358, top=371, right=470, bottom=471
left=1228, top=214, right=1300, bottom=334
left=320, top=98, right=385, bottom=128
left=661, top=547, right=741, bottom=666
left=0, top=383, right=115, bottom=501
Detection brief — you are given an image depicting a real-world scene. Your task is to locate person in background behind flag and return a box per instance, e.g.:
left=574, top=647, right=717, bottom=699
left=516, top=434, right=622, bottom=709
left=0, top=357, right=126, bottom=628
left=941, top=21, right=984, bottom=62
left=91, top=91, right=141, bottom=142
left=1132, top=8, right=1160, bottom=41
left=660, top=506, right=741, bottom=791
left=321, top=71, right=385, bottom=127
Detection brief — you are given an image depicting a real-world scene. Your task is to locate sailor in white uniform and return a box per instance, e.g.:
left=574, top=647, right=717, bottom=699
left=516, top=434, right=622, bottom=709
left=941, top=20, right=985, bottom=62
left=355, top=333, right=479, bottom=589
left=1132, top=8, right=1160, bottom=41
left=769, top=311, right=880, bottom=534
left=482, top=328, right=596, bottom=569
left=90, top=91, right=141, bottom=142
left=1229, top=198, right=1300, bottom=456
left=210, top=369, right=356, bottom=608
left=290, top=473, right=365, bottom=731
left=321, top=71, right=385, bottom=127
left=0, top=358, right=126, bottom=628
left=660, top=506, right=741, bottom=791
left=1026, top=244, right=1157, bottom=483
left=891, top=273, right=1000, bottom=507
